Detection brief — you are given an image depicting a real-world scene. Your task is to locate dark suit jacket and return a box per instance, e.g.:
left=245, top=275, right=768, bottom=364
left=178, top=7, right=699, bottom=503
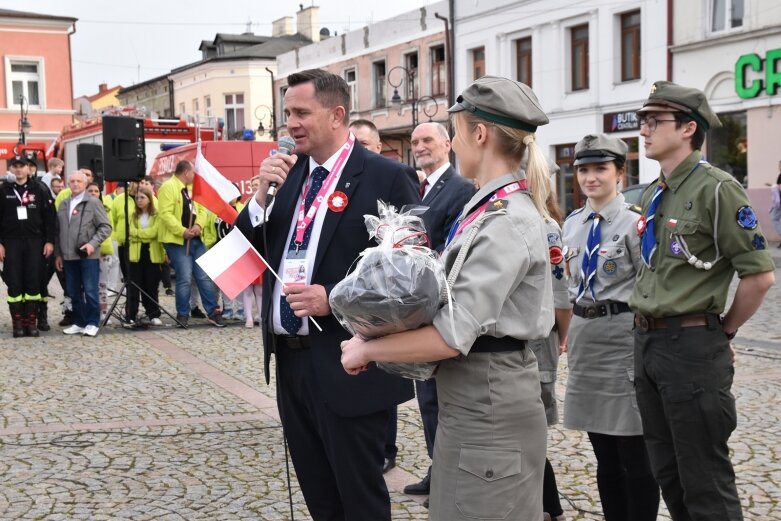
left=421, top=165, right=477, bottom=252
left=235, top=142, right=418, bottom=417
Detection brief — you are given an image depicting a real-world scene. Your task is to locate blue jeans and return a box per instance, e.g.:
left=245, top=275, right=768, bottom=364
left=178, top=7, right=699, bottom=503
left=164, top=239, right=218, bottom=317
left=64, top=259, right=100, bottom=327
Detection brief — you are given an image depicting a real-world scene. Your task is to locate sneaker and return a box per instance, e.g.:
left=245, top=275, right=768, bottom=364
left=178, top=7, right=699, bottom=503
left=190, top=306, right=206, bottom=319
left=83, top=325, right=99, bottom=337
left=150, top=317, right=163, bottom=326
left=176, top=315, right=189, bottom=328
left=63, top=325, right=85, bottom=335
left=222, top=311, right=233, bottom=320
left=207, top=312, right=226, bottom=328
left=234, top=312, right=245, bottom=322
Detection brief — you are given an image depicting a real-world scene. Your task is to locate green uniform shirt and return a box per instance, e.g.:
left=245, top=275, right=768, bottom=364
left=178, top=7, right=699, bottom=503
left=630, top=151, right=775, bottom=317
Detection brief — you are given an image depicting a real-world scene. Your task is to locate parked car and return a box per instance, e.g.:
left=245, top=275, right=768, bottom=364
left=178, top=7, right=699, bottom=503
left=621, top=183, right=649, bottom=206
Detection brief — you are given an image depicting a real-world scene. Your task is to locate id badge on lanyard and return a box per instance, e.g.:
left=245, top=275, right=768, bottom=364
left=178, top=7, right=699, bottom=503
left=15, top=189, right=29, bottom=220
left=283, top=249, right=308, bottom=287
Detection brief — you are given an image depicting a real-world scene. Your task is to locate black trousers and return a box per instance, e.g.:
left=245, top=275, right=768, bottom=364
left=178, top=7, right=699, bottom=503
left=384, top=407, right=398, bottom=460
left=543, top=458, right=564, bottom=517
left=276, top=342, right=391, bottom=521
left=415, top=378, right=439, bottom=461
left=587, top=432, right=659, bottom=521
left=127, top=244, right=161, bottom=319
left=3, top=237, right=44, bottom=301
left=635, top=325, right=742, bottom=521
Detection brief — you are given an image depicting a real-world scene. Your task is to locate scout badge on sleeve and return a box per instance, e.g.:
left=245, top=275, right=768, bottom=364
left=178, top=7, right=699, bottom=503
left=736, top=205, right=758, bottom=230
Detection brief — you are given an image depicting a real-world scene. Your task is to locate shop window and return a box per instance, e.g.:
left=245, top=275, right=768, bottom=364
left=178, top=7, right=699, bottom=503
left=708, top=111, right=747, bottom=186
left=620, top=11, right=641, bottom=81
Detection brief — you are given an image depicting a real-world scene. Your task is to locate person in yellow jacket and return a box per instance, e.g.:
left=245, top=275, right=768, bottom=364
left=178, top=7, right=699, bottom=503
left=156, top=160, right=223, bottom=327
left=86, top=182, right=117, bottom=323
left=127, top=186, right=165, bottom=325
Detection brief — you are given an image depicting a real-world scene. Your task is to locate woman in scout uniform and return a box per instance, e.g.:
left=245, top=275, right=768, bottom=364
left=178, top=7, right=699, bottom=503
left=561, top=134, right=659, bottom=521
left=341, top=76, right=554, bottom=521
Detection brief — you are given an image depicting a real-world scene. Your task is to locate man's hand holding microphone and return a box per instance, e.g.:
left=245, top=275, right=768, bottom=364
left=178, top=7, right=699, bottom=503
left=255, top=136, right=297, bottom=209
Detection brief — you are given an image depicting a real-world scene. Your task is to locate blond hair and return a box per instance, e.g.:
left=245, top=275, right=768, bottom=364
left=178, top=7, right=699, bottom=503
left=456, top=112, right=551, bottom=220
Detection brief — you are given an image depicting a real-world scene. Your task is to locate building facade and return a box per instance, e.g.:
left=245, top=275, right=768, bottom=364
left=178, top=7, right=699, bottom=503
left=454, top=0, right=668, bottom=212
left=275, top=2, right=450, bottom=164
left=0, top=8, right=76, bottom=166
left=73, top=82, right=122, bottom=119
left=672, top=0, right=781, bottom=238
left=117, top=74, right=174, bottom=119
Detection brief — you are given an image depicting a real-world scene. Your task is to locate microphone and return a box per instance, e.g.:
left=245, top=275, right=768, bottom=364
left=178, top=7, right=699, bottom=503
left=266, top=136, right=297, bottom=206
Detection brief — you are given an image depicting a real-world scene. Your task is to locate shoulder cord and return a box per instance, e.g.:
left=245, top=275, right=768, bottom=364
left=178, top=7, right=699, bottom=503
left=673, top=181, right=723, bottom=270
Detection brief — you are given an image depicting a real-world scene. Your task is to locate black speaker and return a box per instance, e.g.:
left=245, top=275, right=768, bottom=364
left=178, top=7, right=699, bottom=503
left=77, top=143, right=103, bottom=175
left=102, top=116, right=146, bottom=182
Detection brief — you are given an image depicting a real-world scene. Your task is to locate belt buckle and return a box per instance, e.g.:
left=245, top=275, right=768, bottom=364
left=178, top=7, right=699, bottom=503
left=585, top=306, right=598, bottom=319
left=636, top=314, right=649, bottom=332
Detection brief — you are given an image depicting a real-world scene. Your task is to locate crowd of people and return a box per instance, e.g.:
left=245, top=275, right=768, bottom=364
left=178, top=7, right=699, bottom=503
left=1, top=69, right=776, bottom=521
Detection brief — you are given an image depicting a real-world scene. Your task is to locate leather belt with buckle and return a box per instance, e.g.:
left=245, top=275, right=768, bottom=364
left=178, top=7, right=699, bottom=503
left=573, top=301, right=631, bottom=319
left=275, top=335, right=311, bottom=350
left=634, top=313, right=719, bottom=332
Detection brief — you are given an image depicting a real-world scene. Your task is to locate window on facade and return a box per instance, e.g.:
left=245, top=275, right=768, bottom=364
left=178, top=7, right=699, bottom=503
left=472, top=47, right=485, bottom=81
left=431, top=45, right=446, bottom=97
left=204, top=96, right=211, bottom=117
left=404, top=52, right=419, bottom=100
left=179, top=102, right=186, bottom=116
left=515, top=37, right=532, bottom=87
left=225, top=93, right=245, bottom=137
left=9, top=60, right=42, bottom=107
left=344, top=68, right=358, bottom=112
left=711, top=0, right=744, bottom=32
left=570, top=24, right=589, bottom=91
left=555, top=143, right=580, bottom=214
left=373, top=61, right=386, bottom=109
left=192, top=98, right=199, bottom=115
left=621, top=11, right=641, bottom=81
left=280, top=86, right=288, bottom=124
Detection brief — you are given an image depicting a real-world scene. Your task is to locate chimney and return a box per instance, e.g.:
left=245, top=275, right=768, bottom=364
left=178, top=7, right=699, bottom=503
left=99, top=83, right=108, bottom=93
left=296, top=5, right=320, bottom=43
left=272, top=16, right=294, bottom=37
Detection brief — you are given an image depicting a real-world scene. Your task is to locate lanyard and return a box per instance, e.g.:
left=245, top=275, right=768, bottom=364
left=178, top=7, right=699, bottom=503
left=293, top=134, right=355, bottom=246
left=13, top=187, right=29, bottom=205
left=445, top=180, right=527, bottom=246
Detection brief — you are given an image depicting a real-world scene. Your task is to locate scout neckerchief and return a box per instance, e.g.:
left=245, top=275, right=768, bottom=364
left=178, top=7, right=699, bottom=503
left=445, top=179, right=527, bottom=247
left=577, top=212, right=602, bottom=302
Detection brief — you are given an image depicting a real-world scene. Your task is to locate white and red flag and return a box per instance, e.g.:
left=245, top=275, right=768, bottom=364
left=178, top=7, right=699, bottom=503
left=192, top=143, right=241, bottom=225
left=196, top=228, right=266, bottom=300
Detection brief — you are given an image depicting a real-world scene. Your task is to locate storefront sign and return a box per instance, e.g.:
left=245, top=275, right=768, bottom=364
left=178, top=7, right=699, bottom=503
left=735, top=48, right=781, bottom=99
left=603, top=111, right=639, bottom=133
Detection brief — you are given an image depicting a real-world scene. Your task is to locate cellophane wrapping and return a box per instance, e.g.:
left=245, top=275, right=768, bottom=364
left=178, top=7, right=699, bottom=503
left=329, top=202, right=443, bottom=380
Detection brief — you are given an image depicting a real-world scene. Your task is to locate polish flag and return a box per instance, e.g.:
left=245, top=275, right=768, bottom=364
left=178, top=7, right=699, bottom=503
left=193, top=143, right=241, bottom=225
left=196, top=228, right=266, bottom=300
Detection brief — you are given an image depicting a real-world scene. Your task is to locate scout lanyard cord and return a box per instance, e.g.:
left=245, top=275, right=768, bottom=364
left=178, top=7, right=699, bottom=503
left=670, top=176, right=723, bottom=271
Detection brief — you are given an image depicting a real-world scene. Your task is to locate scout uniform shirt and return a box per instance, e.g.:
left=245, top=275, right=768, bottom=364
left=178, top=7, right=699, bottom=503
left=630, top=151, right=775, bottom=317
left=562, top=192, right=641, bottom=305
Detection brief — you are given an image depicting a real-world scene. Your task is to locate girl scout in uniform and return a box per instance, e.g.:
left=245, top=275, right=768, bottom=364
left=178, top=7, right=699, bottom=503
left=561, top=134, right=659, bottom=521
left=341, top=76, right=554, bottom=521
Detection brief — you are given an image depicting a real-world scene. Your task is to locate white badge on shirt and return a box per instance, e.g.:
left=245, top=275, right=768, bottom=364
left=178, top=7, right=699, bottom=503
left=283, top=249, right=308, bottom=286
left=16, top=206, right=28, bottom=220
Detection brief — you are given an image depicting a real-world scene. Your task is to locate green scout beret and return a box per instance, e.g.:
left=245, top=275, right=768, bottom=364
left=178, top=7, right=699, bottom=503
left=448, top=76, right=549, bottom=133
left=637, top=81, right=722, bottom=130
left=573, top=134, right=629, bottom=166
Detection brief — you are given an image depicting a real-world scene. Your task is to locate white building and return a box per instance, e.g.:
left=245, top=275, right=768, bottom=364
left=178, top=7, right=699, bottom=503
left=454, top=0, right=668, bottom=212
left=671, top=0, right=781, bottom=238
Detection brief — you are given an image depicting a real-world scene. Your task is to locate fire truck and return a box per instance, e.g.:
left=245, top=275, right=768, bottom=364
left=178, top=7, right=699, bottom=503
left=56, top=108, right=223, bottom=176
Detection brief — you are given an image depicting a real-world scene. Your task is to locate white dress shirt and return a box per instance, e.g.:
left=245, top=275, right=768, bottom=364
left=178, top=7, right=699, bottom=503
left=247, top=140, right=354, bottom=335
left=68, top=192, right=85, bottom=221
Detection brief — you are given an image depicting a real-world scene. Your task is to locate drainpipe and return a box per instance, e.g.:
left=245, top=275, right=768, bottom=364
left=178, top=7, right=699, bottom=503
left=68, top=22, right=76, bottom=123
left=266, top=67, right=278, bottom=141
left=434, top=11, right=453, bottom=109
left=667, top=0, right=673, bottom=81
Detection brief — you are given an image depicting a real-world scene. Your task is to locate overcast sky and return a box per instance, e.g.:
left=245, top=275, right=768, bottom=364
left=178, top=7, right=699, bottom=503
left=12, top=0, right=434, bottom=97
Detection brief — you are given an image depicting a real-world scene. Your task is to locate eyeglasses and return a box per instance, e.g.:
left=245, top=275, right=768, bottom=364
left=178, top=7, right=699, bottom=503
left=638, top=116, right=677, bottom=132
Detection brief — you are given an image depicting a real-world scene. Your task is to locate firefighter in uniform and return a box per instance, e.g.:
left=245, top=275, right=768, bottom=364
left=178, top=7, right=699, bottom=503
left=631, top=81, right=775, bottom=521
left=0, top=155, right=56, bottom=337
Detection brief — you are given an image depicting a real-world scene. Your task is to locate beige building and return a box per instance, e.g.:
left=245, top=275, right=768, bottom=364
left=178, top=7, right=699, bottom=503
left=117, top=74, right=173, bottom=119
left=73, top=83, right=122, bottom=119
left=275, top=2, right=450, bottom=164
left=170, top=11, right=316, bottom=142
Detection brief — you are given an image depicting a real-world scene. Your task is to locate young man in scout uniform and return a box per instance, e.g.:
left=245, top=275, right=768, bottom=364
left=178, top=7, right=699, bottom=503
left=630, top=81, right=775, bottom=521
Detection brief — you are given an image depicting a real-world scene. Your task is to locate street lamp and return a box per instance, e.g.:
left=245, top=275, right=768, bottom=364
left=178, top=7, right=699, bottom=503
left=254, top=104, right=276, bottom=141
left=18, top=94, right=31, bottom=145
left=388, top=65, right=439, bottom=128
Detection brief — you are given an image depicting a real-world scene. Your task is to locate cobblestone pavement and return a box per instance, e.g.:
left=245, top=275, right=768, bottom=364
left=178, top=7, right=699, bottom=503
left=1, top=248, right=780, bottom=520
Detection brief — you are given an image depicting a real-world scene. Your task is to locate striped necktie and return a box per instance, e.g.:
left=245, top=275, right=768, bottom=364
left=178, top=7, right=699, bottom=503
left=640, top=181, right=667, bottom=268
left=577, top=212, right=601, bottom=302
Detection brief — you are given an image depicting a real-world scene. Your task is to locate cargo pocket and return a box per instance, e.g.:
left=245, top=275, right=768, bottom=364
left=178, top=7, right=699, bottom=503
left=455, top=445, right=522, bottom=519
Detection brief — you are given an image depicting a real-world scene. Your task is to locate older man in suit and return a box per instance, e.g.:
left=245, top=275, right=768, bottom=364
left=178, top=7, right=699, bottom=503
left=235, top=69, right=417, bottom=521
left=403, top=122, right=476, bottom=500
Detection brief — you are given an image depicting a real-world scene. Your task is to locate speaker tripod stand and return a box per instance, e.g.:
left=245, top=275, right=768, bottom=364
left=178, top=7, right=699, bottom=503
left=98, top=182, right=183, bottom=336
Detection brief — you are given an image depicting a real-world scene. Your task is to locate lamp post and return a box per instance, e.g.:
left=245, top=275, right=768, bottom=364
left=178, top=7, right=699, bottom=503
left=18, top=94, right=31, bottom=145
left=387, top=65, right=439, bottom=129
left=254, top=104, right=276, bottom=141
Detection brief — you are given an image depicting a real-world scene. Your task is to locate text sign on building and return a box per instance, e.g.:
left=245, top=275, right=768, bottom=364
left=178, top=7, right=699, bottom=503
left=735, top=48, right=781, bottom=99
left=603, top=111, right=639, bottom=133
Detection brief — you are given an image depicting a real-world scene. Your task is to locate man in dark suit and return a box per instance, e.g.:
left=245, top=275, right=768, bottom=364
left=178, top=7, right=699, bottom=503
left=234, top=69, right=417, bottom=521
left=403, top=122, right=476, bottom=499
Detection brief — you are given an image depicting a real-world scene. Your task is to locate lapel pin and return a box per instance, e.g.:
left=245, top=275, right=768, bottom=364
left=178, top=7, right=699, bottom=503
left=327, top=191, right=348, bottom=212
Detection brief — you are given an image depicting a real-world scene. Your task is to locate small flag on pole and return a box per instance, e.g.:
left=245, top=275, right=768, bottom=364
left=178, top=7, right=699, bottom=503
left=193, top=143, right=241, bottom=225
left=196, top=228, right=266, bottom=300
